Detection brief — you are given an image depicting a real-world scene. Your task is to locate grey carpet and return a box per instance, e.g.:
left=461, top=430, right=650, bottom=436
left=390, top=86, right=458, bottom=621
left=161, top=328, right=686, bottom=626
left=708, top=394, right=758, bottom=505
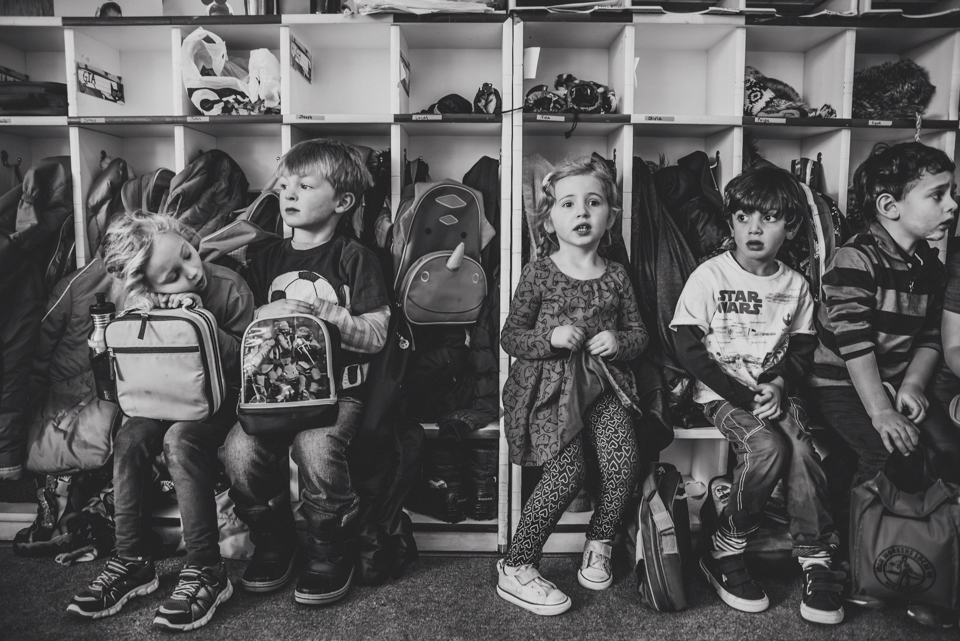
left=0, top=546, right=954, bottom=641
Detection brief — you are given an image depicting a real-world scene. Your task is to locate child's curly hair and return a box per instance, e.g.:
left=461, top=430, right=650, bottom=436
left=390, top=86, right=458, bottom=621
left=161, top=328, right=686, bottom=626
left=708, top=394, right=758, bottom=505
left=100, top=210, right=195, bottom=311
left=724, top=165, right=806, bottom=231
left=852, top=141, right=955, bottom=223
left=529, top=155, right=621, bottom=257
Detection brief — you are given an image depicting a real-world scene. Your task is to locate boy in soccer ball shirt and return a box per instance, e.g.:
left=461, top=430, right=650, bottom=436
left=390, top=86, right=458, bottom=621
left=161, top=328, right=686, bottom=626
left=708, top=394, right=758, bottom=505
left=222, top=139, right=390, bottom=606
left=671, top=166, right=843, bottom=624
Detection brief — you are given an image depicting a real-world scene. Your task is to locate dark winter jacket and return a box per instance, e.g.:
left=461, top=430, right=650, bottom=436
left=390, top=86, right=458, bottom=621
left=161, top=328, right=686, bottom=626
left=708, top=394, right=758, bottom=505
left=653, top=151, right=727, bottom=261
left=85, top=157, right=133, bottom=260
left=0, top=157, right=75, bottom=478
left=120, top=168, right=173, bottom=215
left=163, top=150, right=249, bottom=238
left=25, top=259, right=123, bottom=475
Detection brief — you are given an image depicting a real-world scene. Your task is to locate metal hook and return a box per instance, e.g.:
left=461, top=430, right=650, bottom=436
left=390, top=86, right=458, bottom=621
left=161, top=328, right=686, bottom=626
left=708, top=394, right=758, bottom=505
left=1, top=150, right=22, bottom=169
left=915, top=112, right=923, bottom=143
left=817, top=152, right=823, bottom=165
left=100, top=150, right=107, bottom=162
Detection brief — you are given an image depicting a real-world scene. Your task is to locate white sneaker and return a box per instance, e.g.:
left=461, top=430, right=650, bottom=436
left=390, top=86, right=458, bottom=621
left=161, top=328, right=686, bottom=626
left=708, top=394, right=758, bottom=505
left=496, top=559, right=571, bottom=616
left=578, top=540, right=613, bottom=590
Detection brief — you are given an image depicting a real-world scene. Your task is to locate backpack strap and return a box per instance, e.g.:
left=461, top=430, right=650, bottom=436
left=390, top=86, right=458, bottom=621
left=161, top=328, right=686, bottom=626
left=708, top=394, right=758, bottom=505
left=648, top=489, right=678, bottom=555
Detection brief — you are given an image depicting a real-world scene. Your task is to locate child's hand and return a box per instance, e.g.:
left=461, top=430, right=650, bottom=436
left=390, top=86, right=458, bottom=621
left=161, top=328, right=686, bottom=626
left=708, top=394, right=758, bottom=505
left=167, top=293, right=203, bottom=309
left=895, top=382, right=929, bottom=423
left=586, top=330, right=619, bottom=358
left=751, top=381, right=783, bottom=421
left=256, top=299, right=316, bottom=320
left=872, top=408, right=920, bottom=456
left=551, top=325, right=585, bottom=351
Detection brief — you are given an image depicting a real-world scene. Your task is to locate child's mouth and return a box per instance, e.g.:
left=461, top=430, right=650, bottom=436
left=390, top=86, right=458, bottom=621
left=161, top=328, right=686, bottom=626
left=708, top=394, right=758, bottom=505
left=574, top=224, right=591, bottom=235
left=746, top=241, right=764, bottom=250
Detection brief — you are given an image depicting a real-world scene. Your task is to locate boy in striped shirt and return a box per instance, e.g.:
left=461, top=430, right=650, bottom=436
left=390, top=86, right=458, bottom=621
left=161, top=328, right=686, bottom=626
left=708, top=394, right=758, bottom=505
left=811, top=142, right=960, bottom=493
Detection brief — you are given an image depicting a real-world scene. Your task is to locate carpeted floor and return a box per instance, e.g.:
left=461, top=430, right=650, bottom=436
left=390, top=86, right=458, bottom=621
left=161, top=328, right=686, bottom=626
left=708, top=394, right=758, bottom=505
left=1, top=545, right=954, bottom=641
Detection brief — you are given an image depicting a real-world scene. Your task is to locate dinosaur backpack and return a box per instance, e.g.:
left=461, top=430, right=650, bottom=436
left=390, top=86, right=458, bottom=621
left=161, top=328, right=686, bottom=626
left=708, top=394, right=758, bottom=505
left=390, top=179, right=494, bottom=326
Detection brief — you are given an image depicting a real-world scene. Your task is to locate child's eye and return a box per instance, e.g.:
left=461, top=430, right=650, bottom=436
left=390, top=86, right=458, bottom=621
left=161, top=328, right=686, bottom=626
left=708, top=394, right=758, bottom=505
left=763, top=215, right=777, bottom=223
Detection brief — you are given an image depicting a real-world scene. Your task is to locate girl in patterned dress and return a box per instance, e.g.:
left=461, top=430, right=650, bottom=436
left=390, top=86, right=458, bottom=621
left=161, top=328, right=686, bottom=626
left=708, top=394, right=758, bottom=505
left=496, top=156, right=649, bottom=615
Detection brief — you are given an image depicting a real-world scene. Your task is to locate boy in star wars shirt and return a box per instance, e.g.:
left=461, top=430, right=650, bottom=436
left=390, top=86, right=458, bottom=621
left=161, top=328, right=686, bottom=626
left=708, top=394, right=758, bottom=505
left=223, top=139, right=390, bottom=607
left=670, top=167, right=842, bottom=625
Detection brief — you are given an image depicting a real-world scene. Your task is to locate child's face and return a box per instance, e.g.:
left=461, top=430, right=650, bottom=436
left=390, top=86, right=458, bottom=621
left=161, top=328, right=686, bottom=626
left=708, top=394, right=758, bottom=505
left=888, top=170, right=957, bottom=243
left=143, top=232, right=206, bottom=295
left=544, top=174, right=613, bottom=251
left=278, top=171, right=351, bottom=235
left=730, top=209, right=795, bottom=268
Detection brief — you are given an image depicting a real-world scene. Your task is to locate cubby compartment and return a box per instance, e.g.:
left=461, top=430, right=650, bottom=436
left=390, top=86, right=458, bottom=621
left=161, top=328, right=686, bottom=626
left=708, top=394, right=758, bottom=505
left=520, top=22, right=630, bottom=115
left=176, top=24, right=282, bottom=118
left=853, top=28, right=960, bottom=121
left=745, top=27, right=852, bottom=119
left=395, top=22, right=506, bottom=116
left=285, top=22, right=391, bottom=118
left=0, top=25, right=67, bottom=114
left=397, top=122, right=502, bottom=187
left=68, top=26, right=174, bottom=118
left=743, top=0, right=858, bottom=14
left=633, top=21, right=741, bottom=118
left=860, top=0, right=960, bottom=15
left=633, top=124, right=739, bottom=192
left=0, top=126, right=71, bottom=184
left=744, top=125, right=848, bottom=206
left=179, top=123, right=283, bottom=191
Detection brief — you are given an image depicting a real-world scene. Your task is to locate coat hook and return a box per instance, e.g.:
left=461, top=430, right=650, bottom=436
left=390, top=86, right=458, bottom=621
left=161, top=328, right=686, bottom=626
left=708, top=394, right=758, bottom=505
left=817, top=151, right=823, bottom=164
left=1, top=150, right=22, bottom=169
left=100, top=150, right=107, bottom=162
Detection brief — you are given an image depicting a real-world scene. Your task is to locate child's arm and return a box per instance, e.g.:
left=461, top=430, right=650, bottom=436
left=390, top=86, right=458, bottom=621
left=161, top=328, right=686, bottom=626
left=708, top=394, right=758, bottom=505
left=674, top=325, right=758, bottom=408
left=822, top=247, right=918, bottom=455
left=501, top=262, right=557, bottom=360
left=896, top=280, right=944, bottom=422
left=214, top=279, right=256, bottom=376
left=312, top=301, right=390, bottom=354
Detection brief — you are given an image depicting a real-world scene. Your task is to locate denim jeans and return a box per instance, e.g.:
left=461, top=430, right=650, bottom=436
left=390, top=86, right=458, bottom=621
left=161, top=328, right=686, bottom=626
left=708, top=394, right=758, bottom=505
left=702, top=397, right=838, bottom=553
left=811, top=385, right=960, bottom=487
left=221, top=398, right=363, bottom=540
left=113, top=416, right=231, bottom=567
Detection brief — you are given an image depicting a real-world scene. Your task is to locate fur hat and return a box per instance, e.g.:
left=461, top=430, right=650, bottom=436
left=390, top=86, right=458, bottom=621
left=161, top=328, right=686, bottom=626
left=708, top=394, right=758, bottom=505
left=852, top=59, right=935, bottom=120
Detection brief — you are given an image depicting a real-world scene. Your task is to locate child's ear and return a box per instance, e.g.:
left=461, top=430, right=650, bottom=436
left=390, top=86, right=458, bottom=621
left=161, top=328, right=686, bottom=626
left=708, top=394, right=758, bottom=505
left=334, top=192, right=356, bottom=214
left=785, top=224, right=800, bottom=241
left=605, top=212, right=617, bottom=231
left=544, top=217, right=556, bottom=234
left=875, top=192, right=899, bottom=222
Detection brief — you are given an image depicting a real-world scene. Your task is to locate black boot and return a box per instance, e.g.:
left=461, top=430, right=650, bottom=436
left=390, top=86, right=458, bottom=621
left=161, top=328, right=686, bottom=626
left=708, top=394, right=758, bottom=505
left=295, top=532, right=356, bottom=606
left=465, top=440, right=498, bottom=521
left=240, top=507, right=298, bottom=594
left=407, top=440, right=465, bottom=523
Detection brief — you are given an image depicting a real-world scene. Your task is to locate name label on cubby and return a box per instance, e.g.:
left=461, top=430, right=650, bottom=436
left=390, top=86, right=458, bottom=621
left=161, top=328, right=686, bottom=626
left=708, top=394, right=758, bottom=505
left=755, top=117, right=786, bottom=124
left=642, top=115, right=675, bottom=122
left=536, top=115, right=564, bottom=122
left=868, top=120, right=892, bottom=127
left=412, top=115, right=442, bottom=121
left=78, top=117, right=106, bottom=124
left=296, top=115, right=325, bottom=121
left=0, top=118, right=11, bottom=124
left=187, top=116, right=209, bottom=123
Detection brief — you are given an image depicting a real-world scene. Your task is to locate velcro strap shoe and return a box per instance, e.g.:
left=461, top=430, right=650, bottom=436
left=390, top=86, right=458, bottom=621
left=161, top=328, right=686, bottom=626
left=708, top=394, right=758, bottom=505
left=496, top=559, right=571, bottom=616
left=578, top=540, right=613, bottom=591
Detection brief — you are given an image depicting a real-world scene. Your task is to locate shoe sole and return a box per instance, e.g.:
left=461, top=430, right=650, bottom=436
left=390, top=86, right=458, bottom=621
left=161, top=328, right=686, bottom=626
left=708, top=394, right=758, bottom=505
left=241, top=554, right=296, bottom=594
left=907, top=608, right=957, bottom=629
left=577, top=569, right=612, bottom=591
left=801, top=602, right=844, bottom=625
left=843, top=596, right=888, bottom=610
left=153, top=579, right=234, bottom=632
left=699, top=558, right=769, bottom=613
left=66, top=575, right=160, bottom=620
left=497, top=586, right=571, bottom=616
left=294, top=567, right=354, bottom=606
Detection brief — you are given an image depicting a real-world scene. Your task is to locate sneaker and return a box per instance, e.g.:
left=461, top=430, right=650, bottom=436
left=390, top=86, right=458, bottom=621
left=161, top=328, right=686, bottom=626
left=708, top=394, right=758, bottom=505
left=153, top=563, right=233, bottom=632
left=240, top=532, right=297, bottom=594
left=66, top=556, right=159, bottom=619
left=496, top=558, right=571, bottom=616
left=907, top=605, right=957, bottom=629
left=800, top=565, right=845, bottom=625
left=577, top=540, right=613, bottom=591
left=700, top=553, right=769, bottom=613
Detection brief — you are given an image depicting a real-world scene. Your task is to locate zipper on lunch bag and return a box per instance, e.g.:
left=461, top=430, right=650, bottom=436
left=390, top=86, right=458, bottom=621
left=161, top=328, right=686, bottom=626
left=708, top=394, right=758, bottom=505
left=109, top=346, right=200, bottom=354
left=184, top=308, right=224, bottom=403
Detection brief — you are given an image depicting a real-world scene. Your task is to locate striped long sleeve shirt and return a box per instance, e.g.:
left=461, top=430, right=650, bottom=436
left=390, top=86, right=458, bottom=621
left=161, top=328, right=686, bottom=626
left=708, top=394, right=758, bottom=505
left=810, top=221, right=945, bottom=387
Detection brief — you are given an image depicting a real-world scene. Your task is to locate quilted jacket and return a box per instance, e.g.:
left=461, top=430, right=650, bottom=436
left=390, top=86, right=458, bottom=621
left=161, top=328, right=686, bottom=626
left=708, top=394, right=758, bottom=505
left=163, top=150, right=249, bottom=238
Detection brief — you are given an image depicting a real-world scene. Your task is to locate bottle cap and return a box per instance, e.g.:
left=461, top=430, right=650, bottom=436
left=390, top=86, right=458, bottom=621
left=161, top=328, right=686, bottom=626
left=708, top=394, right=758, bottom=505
left=90, top=291, right=115, bottom=316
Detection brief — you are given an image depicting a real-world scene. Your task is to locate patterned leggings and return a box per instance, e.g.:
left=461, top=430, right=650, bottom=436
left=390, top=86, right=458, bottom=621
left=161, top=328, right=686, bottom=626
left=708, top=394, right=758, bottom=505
left=506, top=393, right=638, bottom=567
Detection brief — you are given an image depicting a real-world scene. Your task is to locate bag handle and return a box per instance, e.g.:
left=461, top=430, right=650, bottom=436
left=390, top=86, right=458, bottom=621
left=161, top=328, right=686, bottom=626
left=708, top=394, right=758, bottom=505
left=643, top=471, right=678, bottom=556
left=873, top=471, right=956, bottom=518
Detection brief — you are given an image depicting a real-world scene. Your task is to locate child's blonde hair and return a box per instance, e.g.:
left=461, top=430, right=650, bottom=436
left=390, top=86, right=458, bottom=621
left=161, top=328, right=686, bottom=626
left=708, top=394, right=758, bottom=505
left=529, top=155, right=621, bottom=257
left=101, top=209, right=194, bottom=310
left=278, top=139, right=373, bottom=215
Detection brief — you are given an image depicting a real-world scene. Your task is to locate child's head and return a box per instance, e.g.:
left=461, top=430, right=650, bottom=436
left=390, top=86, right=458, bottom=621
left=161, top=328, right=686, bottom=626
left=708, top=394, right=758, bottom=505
left=532, top=155, right=620, bottom=255
left=724, top=166, right=806, bottom=269
left=853, top=141, right=956, bottom=242
left=101, top=210, right=205, bottom=310
left=277, top=139, right=372, bottom=237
